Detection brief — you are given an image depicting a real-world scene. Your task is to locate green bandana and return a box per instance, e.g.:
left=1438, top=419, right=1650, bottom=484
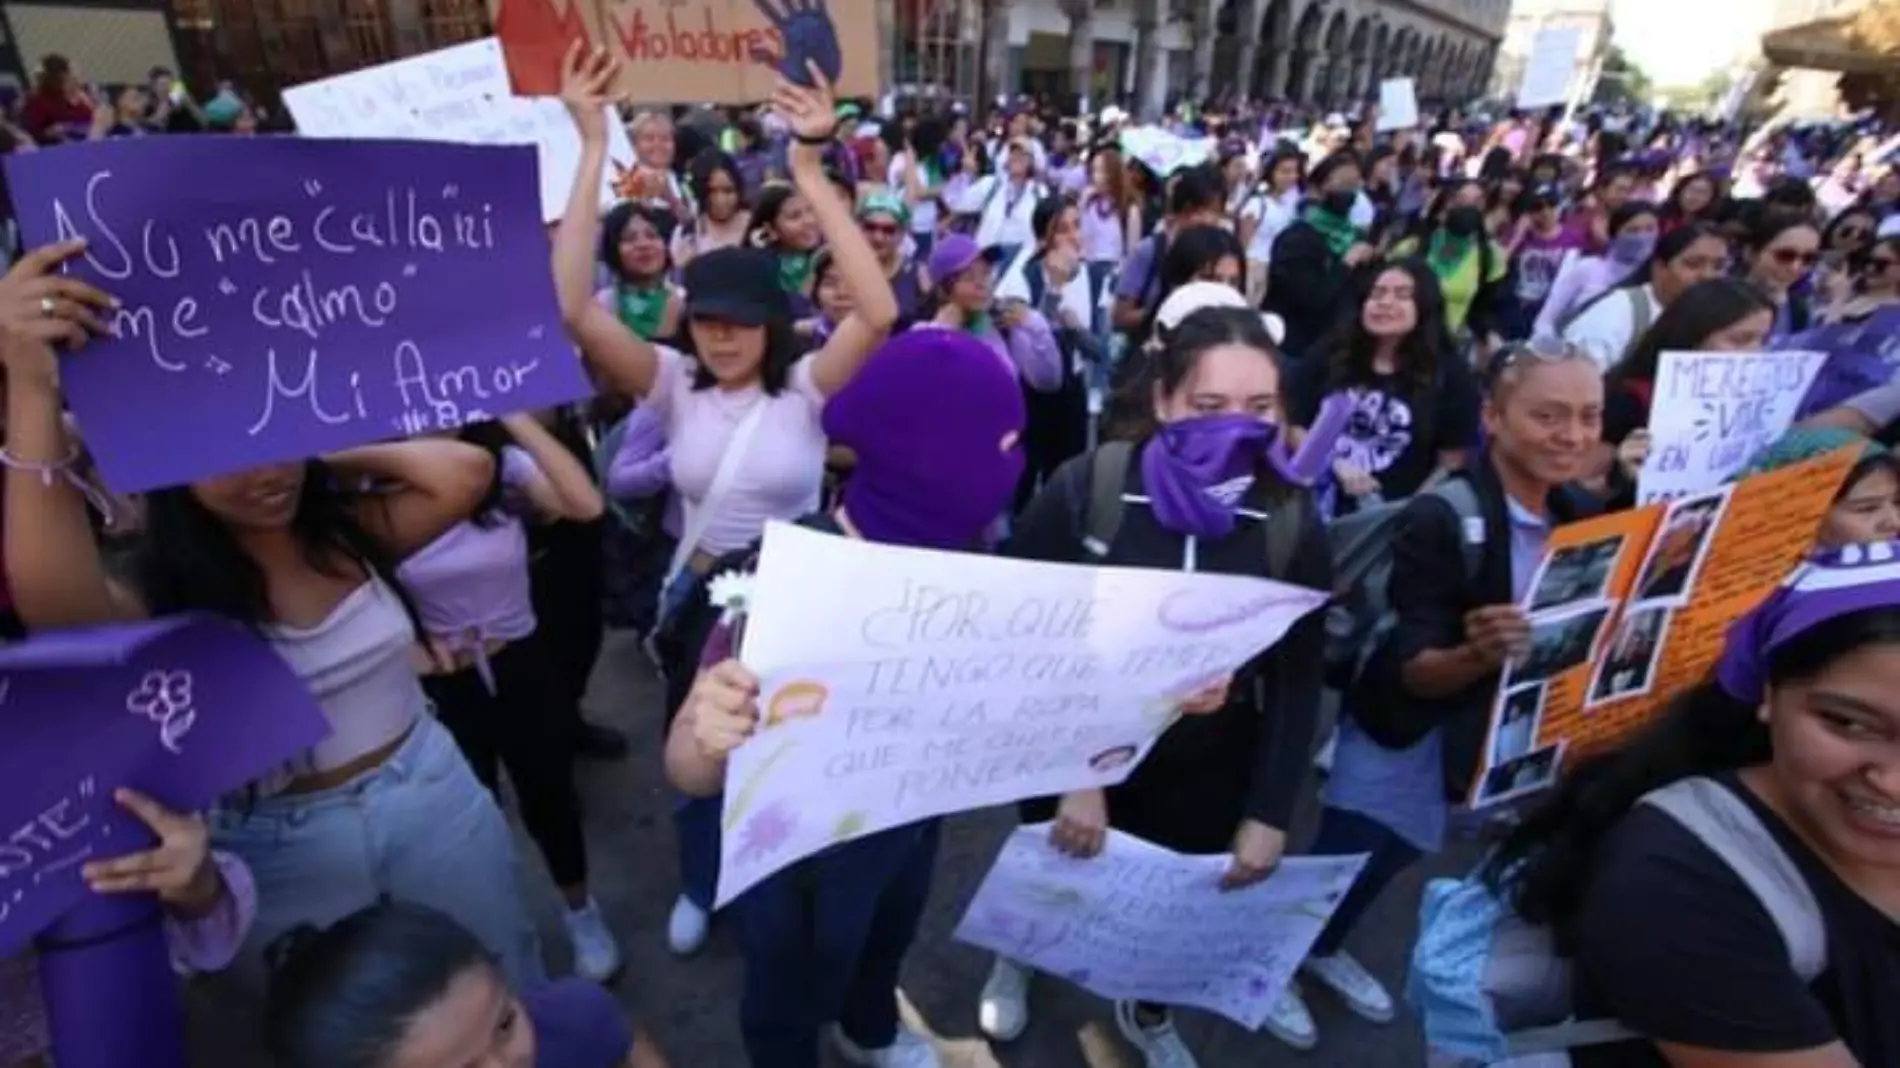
left=779, top=251, right=815, bottom=296
left=1302, top=204, right=1359, bottom=258
left=614, top=284, right=669, bottom=340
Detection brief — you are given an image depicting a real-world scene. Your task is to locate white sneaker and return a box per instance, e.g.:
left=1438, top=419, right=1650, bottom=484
left=562, top=897, right=623, bottom=983
left=1112, top=1001, right=1202, bottom=1068
left=666, top=894, right=709, bottom=956
left=830, top=1023, right=943, bottom=1068
left=1261, top=982, right=1319, bottom=1052
left=1302, top=951, right=1396, bottom=1024
left=977, top=957, right=1033, bottom=1042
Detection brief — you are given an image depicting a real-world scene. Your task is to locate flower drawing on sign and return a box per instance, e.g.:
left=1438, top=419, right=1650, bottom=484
left=748, top=0, right=844, bottom=88
left=973, top=906, right=1073, bottom=957
left=126, top=669, right=198, bottom=755
left=722, top=738, right=799, bottom=832
left=732, top=800, right=798, bottom=867
left=830, top=811, right=867, bottom=842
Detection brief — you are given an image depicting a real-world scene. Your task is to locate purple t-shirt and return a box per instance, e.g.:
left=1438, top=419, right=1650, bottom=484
left=526, top=979, right=632, bottom=1068
left=1512, top=227, right=1586, bottom=306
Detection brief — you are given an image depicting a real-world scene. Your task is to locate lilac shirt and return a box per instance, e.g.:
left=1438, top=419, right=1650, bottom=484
left=606, top=406, right=682, bottom=538
left=525, top=977, right=633, bottom=1067
left=397, top=447, right=541, bottom=647
left=1079, top=194, right=1125, bottom=265
left=1532, top=253, right=1631, bottom=339
left=646, top=346, right=827, bottom=557
left=0, top=852, right=256, bottom=1065
left=913, top=318, right=1062, bottom=392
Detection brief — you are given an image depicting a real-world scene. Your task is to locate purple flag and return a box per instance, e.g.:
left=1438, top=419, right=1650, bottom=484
left=1788, top=304, right=1900, bottom=420
left=0, top=614, right=330, bottom=956
left=3, top=136, right=592, bottom=493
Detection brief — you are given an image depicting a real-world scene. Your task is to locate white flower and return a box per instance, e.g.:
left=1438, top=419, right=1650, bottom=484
left=707, top=570, right=755, bottom=625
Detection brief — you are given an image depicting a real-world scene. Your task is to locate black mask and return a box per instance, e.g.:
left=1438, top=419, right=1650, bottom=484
left=1445, top=205, right=1485, bottom=238
left=1322, top=189, right=1357, bottom=216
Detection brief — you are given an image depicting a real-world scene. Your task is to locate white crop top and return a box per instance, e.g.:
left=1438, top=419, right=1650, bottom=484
left=262, top=578, right=428, bottom=783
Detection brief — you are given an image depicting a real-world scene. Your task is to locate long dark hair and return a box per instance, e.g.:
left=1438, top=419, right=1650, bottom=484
left=598, top=200, right=678, bottom=285
left=1608, top=276, right=1773, bottom=385
left=686, top=147, right=748, bottom=215
left=1319, top=257, right=1453, bottom=396
left=134, top=463, right=419, bottom=628
left=1134, top=225, right=1243, bottom=341
left=1486, top=606, right=1900, bottom=945
left=264, top=902, right=495, bottom=1068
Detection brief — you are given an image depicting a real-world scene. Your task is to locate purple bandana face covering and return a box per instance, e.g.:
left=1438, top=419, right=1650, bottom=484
left=1140, top=414, right=1277, bottom=539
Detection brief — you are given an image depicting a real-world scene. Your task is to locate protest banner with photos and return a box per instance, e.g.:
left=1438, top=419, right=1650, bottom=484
left=3, top=136, right=591, bottom=493
left=282, top=37, right=634, bottom=221
left=0, top=616, right=330, bottom=1068
left=489, top=0, right=879, bottom=104
left=1637, top=349, right=1827, bottom=504
left=1470, top=450, right=1855, bottom=809
left=714, top=522, right=1331, bottom=906
left=953, top=826, right=1366, bottom=1029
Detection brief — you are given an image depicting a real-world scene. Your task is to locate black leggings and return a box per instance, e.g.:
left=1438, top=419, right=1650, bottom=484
left=423, top=635, right=588, bottom=888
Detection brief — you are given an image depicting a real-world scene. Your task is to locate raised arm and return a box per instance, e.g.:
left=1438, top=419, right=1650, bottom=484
left=326, top=440, right=494, bottom=559
left=0, top=241, right=140, bottom=628
left=776, top=69, right=899, bottom=397
left=552, top=46, right=662, bottom=399
left=501, top=413, right=604, bottom=522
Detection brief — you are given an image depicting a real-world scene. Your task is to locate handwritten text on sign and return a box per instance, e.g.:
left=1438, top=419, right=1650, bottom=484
left=713, top=523, right=1329, bottom=906
left=954, top=827, right=1366, bottom=1029
left=0, top=616, right=328, bottom=954
left=282, top=37, right=634, bottom=222
left=488, top=0, right=879, bottom=105
left=3, top=136, right=589, bottom=493
left=1638, top=349, right=1826, bottom=504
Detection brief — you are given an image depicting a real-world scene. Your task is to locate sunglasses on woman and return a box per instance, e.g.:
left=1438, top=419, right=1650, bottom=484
left=1769, top=248, right=1821, bottom=267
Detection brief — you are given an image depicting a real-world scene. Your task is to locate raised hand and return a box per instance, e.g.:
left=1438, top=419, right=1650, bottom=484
left=769, top=62, right=839, bottom=144
left=559, top=41, right=620, bottom=144
left=0, top=239, right=115, bottom=368
left=748, top=0, right=843, bottom=90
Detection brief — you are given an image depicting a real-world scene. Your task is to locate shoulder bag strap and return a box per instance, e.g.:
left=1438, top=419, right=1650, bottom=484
left=1640, top=776, right=1829, bottom=980
left=663, top=398, right=769, bottom=587
left=1429, top=478, right=1487, bottom=585
left=1083, top=441, right=1134, bottom=557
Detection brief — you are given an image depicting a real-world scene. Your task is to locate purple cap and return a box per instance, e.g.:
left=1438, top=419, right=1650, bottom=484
left=927, top=234, right=994, bottom=286
left=1716, top=541, right=1900, bottom=703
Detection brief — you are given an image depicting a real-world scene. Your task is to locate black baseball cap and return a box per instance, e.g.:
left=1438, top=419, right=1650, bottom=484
left=683, top=247, right=789, bottom=326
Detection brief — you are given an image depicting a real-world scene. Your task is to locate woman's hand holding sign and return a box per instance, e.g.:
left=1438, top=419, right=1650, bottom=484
left=0, top=239, right=115, bottom=360
left=558, top=41, right=620, bottom=147
left=687, top=660, right=763, bottom=760
left=81, top=788, right=225, bottom=919
left=1051, top=788, right=1108, bottom=859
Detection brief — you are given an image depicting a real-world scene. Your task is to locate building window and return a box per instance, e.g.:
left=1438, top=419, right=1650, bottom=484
left=342, top=0, right=395, bottom=64
left=422, top=0, right=490, bottom=47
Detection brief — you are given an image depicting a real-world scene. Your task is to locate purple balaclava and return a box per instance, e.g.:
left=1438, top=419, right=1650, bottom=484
left=823, top=330, right=1027, bottom=550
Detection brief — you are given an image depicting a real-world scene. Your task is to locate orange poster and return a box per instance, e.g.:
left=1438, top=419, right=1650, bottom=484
left=489, top=0, right=879, bottom=105
left=1468, top=448, right=1856, bottom=809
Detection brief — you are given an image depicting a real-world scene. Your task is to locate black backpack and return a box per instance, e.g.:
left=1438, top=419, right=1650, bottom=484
left=1078, top=440, right=1305, bottom=579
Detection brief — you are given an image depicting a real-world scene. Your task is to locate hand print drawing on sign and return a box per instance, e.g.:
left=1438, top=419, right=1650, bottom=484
left=747, top=0, right=841, bottom=87
left=124, top=670, right=196, bottom=755
left=1335, top=386, right=1414, bottom=477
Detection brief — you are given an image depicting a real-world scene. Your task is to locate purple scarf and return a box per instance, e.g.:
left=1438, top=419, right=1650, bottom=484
left=1140, top=401, right=1353, bottom=538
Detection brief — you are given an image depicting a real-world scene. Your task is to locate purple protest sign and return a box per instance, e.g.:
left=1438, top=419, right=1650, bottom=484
left=2, top=135, right=591, bottom=493
left=0, top=614, right=331, bottom=957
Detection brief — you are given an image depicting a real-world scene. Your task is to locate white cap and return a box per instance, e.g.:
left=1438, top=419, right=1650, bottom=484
left=1153, top=282, right=1288, bottom=345
left=1101, top=105, right=1128, bottom=125
left=1878, top=213, right=1900, bottom=240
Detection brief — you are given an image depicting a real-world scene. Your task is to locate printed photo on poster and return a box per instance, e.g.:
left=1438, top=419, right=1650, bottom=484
left=1491, top=683, right=1546, bottom=765
left=1513, top=600, right=1614, bottom=684
left=1525, top=534, right=1625, bottom=611
left=1632, top=488, right=1732, bottom=605
left=1476, top=741, right=1565, bottom=807
left=1588, top=606, right=1672, bottom=706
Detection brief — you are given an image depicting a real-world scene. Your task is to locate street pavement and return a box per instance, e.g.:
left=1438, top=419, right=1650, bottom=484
left=189, top=630, right=1472, bottom=1066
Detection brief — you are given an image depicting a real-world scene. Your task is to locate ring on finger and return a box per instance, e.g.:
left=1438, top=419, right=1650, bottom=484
left=38, top=296, right=56, bottom=317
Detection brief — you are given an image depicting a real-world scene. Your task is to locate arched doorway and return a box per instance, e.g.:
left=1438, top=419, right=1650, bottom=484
left=1348, top=17, right=1372, bottom=105
left=1256, top=0, right=1293, bottom=100
left=1287, top=1, right=1323, bottom=104
left=1320, top=11, right=1348, bottom=106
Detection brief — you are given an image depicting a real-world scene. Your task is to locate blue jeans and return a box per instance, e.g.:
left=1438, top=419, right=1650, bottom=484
left=211, top=716, right=544, bottom=987
left=675, top=793, right=722, bottom=910
left=736, top=821, right=940, bottom=1068
left=1305, top=805, right=1424, bottom=958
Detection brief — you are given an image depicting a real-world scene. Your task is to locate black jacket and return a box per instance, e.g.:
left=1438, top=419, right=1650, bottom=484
left=1007, top=446, right=1332, bottom=853
left=1264, top=219, right=1355, bottom=361
left=1351, top=455, right=1600, bottom=799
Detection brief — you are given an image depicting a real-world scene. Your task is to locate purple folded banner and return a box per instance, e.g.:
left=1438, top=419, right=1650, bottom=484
left=0, top=614, right=330, bottom=1068
left=2, top=135, right=591, bottom=493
